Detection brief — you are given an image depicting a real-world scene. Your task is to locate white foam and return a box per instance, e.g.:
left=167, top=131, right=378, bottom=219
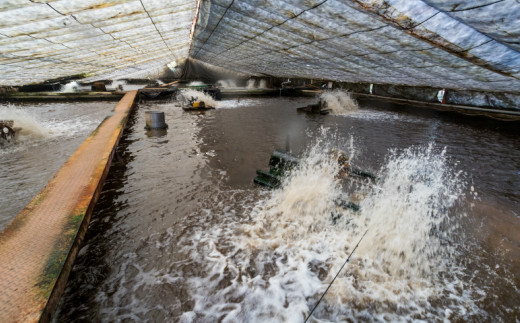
left=174, top=129, right=474, bottom=321
left=216, top=80, right=238, bottom=88
left=45, top=116, right=99, bottom=138
left=246, top=79, right=268, bottom=89
left=188, top=81, right=205, bottom=86
left=0, top=105, right=50, bottom=141
left=110, top=80, right=127, bottom=91
left=355, top=144, right=464, bottom=280
left=246, top=79, right=256, bottom=89
left=78, top=128, right=479, bottom=321
left=0, top=104, right=101, bottom=154
left=177, top=89, right=218, bottom=108
left=320, top=90, right=359, bottom=115
left=213, top=98, right=259, bottom=109
left=61, top=81, right=79, bottom=92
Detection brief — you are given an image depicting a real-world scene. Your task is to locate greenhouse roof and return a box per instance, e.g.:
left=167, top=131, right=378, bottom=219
left=0, top=0, right=198, bottom=85
left=1, top=0, right=519, bottom=91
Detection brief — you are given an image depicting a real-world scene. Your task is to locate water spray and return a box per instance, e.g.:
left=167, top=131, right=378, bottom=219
left=304, top=229, right=368, bottom=322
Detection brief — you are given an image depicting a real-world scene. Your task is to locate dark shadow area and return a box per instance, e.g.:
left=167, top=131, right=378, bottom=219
left=54, top=110, right=138, bottom=321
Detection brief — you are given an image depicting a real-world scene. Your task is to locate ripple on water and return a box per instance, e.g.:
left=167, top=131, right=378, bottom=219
left=54, top=99, right=520, bottom=321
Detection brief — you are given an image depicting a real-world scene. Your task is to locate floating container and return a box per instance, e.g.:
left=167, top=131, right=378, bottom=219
left=145, top=111, right=168, bottom=130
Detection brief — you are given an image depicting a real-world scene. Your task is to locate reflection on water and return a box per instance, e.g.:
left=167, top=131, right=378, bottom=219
left=56, top=98, right=520, bottom=321
left=145, top=128, right=168, bottom=138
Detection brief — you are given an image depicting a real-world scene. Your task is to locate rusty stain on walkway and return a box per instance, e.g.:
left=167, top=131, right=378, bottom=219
left=0, top=91, right=137, bottom=322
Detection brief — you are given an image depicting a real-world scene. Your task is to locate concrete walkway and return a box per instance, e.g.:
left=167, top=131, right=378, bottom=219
left=0, top=91, right=137, bottom=322
left=2, top=91, right=125, bottom=102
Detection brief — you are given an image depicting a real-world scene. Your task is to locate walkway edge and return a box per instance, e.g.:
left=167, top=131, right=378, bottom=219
left=0, top=91, right=137, bottom=322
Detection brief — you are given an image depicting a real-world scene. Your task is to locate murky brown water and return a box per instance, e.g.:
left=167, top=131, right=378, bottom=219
left=0, top=102, right=115, bottom=230
left=42, top=96, right=520, bottom=321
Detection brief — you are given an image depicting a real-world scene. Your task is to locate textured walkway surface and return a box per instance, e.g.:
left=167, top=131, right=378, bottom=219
left=0, top=91, right=137, bottom=322
left=3, top=91, right=125, bottom=102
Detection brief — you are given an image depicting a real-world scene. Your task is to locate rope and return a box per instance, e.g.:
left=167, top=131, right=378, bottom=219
left=139, top=0, right=176, bottom=58
left=194, top=0, right=236, bottom=58
left=215, top=0, right=329, bottom=57
left=304, top=229, right=368, bottom=323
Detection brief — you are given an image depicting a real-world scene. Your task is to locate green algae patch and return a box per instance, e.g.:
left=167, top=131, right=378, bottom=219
left=28, top=188, right=51, bottom=209
left=36, top=209, right=86, bottom=299
left=119, top=115, right=129, bottom=128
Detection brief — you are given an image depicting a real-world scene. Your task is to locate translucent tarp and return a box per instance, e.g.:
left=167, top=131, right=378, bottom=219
left=1, top=0, right=519, bottom=92
left=0, top=0, right=198, bottom=85
left=190, top=0, right=520, bottom=92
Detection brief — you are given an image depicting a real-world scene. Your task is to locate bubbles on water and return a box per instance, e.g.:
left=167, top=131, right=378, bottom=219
left=320, top=90, right=359, bottom=115
left=172, top=128, right=473, bottom=321
left=262, top=131, right=345, bottom=237
left=0, top=105, right=50, bottom=142
left=215, top=98, right=259, bottom=109
left=355, top=144, right=465, bottom=280
left=0, top=103, right=102, bottom=153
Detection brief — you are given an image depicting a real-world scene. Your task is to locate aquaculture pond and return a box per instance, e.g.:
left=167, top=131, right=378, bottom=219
left=53, top=95, right=519, bottom=321
left=0, top=101, right=115, bottom=230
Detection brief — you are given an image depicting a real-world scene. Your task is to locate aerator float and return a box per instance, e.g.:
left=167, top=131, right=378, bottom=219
left=182, top=96, right=215, bottom=111
left=253, top=149, right=376, bottom=212
left=0, top=120, right=17, bottom=145
left=297, top=98, right=331, bottom=115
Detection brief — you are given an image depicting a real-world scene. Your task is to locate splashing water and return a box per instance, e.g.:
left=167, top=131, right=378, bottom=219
left=188, top=81, right=205, bottom=86
left=0, top=104, right=103, bottom=153
left=216, top=98, right=260, bottom=109
left=246, top=79, right=256, bottom=89
left=172, top=129, right=472, bottom=321
left=61, top=81, right=79, bottom=92
left=355, top=144, right=465, bottom=280
left=0, top=105, right=50, bottom=140
left=320, top=90, right=359, bottom=115
left=177, top=89, right=218, bottom=108
left=216, top=80, right=238, bottom=88
left=111, top=80, right=126, bottom=91
left=246, top=79, right=268, bottom=89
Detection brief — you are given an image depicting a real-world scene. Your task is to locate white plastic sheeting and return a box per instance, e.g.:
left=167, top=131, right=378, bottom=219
left=0, top=0, right=198, bottom=85
left=190, top=0, right=520, bottom=92
left=1, top=0, right=519, bottom=92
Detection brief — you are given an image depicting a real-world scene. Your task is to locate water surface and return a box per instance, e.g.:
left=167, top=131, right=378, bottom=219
left=0, top=102, right=115, bottom=230
left=55, top=96, right=520, bottom=321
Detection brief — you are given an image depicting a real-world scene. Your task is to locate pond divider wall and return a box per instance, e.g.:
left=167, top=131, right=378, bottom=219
left=297, top=80, right=520, bottom=112
left=353, top=93, right=520, bottom=120
left=0, top=91, right=138, bottom=322
left=1, top=91, right=125, bottom=102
